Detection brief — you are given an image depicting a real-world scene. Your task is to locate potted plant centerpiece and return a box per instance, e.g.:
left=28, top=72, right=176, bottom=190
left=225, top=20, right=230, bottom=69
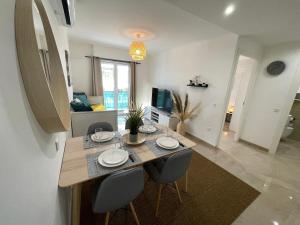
left=172, top=92, right=200, bottom=135
left=125, top=105, right=144, bottom=142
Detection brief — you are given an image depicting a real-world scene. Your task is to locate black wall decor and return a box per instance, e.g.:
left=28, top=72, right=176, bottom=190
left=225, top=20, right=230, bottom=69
left=65, top=50, right=72, bottom=87
left=187, top=76, right=208, bottom=88
left=187, top=81, right=208, bottom=88
left=267, top=61, right=285, bottom=75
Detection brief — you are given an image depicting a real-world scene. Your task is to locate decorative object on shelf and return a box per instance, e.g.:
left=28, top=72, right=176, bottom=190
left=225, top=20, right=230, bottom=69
left=129, top=33, right=147, bottom=61
left=187, top=75, right=208, bottom=88
left=267, top=61, right=286, bottom=75
left=15, top=0, right=70, bottom=133
left=125, top=105, right=144, bottom=142
left=172, top=92, right=200, bottom=135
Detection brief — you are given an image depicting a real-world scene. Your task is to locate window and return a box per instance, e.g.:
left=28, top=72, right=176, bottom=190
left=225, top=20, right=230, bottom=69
left=101, top=61, right=130, bottom=111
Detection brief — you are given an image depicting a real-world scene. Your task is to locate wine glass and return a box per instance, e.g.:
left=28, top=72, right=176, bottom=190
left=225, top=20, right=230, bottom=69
left=163, top=126, right=170, bottom=137
left=118, top=134, right=124, bottom=149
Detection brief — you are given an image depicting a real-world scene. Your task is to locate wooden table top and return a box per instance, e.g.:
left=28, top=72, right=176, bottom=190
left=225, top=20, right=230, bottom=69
left=58, top=126, right=196, bottom=187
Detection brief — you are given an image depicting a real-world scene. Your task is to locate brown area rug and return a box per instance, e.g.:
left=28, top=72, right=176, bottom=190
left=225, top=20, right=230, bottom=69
left=80, top=152, right=260, bottom=225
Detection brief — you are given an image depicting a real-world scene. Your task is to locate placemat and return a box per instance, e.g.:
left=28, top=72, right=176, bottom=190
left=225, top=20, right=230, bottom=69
left=144, top=138, right=188, bottom=157
left=83, top=132, right=121, bottom=149
left=86, top=149, right=142, bottom=178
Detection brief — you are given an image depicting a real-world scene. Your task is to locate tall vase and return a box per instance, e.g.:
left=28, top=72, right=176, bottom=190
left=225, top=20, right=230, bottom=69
left=176, top=121, right=186, bottom=135
left=129, top=127, right=138, bottom=142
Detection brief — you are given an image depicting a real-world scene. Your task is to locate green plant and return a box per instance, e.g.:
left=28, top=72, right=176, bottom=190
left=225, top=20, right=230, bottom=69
left=172, top=92, right=200, bottom=122
left=125, top=105, right=144, bottom=134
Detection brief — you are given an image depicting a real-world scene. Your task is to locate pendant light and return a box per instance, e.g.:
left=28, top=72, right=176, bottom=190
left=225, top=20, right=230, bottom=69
left=129, top=33, right=147, bottom=61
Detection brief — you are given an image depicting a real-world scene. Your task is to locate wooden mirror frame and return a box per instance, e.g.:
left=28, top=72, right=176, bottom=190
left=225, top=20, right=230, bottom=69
left=15, top=0, right=70, bottom=133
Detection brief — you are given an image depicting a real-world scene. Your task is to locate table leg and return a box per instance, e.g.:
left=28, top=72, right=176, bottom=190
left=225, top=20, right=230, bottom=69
left=71, top=183, right=82, bottom=225
left=185, top=170, right=188, bottom=193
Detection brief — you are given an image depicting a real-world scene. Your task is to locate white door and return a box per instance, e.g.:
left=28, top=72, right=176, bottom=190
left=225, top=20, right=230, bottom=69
left=101, top=61, right=130, bottom=111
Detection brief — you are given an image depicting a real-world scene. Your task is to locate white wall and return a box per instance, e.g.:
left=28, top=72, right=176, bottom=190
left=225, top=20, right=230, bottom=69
left=229, top=56, right=255, bottom=132
left=148, top=34, right=238, bottom=146
left=0, top=0, right=70, bottom=225
left=238, top=36, right=264, bottom=60
left=241, top=42, right=300, bottom=151
left=69, top=39, right=150, bottom=105
left=69, top=41, right=93, bottom=94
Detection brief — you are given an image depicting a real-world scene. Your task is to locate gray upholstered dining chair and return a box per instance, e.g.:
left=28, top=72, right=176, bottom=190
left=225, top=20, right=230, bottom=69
left=87, top=122, right=113, bottom=135
left=92, top=167, right=144, bottom=225
left=144, top=149, right=193, bottom=216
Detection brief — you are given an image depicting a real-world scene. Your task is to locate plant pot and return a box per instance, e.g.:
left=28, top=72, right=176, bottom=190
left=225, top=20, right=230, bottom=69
left=176, top=121, right=186, bottom=135
left=129, top=133, right=138, bottom=142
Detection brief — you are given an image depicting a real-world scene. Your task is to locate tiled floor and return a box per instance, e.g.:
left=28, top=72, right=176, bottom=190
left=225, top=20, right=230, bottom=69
left=189, top=128, right=300, bottom=225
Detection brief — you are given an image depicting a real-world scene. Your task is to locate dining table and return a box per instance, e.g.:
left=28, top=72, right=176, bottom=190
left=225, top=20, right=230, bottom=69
left=58, top=123, right=196, bottom=225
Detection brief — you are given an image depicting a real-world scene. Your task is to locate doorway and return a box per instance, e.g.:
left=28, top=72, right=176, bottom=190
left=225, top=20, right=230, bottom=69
left=220, top=55, right=256, bottom=147
left=276, top=92, right=300, bottom=158
left=101, top=61, right=130, bottom=111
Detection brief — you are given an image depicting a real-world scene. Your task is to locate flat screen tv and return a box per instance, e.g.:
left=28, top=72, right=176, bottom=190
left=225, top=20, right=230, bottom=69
left=151, top=88, right=173, bottom=113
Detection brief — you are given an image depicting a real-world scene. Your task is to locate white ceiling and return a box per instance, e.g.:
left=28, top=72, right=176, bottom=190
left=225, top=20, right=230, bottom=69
left=164, top=0, right=300, bottom=46
left=67, top=0, right=229, bottom=52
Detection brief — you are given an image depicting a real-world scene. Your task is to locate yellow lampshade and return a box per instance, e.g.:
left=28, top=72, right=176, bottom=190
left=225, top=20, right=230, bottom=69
left=129, top=41, right=147, bottom=61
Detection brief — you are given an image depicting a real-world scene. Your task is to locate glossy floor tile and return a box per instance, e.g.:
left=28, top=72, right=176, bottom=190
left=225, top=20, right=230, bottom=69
left=189, top=129, right=300, bottom=225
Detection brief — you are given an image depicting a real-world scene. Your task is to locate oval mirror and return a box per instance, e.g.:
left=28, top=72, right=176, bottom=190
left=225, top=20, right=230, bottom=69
left=15, top=0, right=70, bottom=133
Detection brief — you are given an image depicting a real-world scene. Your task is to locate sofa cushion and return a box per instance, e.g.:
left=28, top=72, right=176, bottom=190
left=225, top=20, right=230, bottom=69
left=91, top=104, right=105, bottom=111
left=70, top=97, right=93, bottom=112
left=73, top=92, right=91, bottom=107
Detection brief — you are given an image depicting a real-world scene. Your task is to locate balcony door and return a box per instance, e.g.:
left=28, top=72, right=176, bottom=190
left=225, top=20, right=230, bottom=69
left=101, top=61, right=130, bottom=111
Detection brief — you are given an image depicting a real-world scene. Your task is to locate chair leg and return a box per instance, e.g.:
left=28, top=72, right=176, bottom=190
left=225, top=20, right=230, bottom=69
left=129, top=202, right=141, bottom=225
left=174, top=181, right=182, bottom=203
left=185, top=170, right=188, bottom=193
left=155, top=184, right=163, bottom=217
left=104, top=212, right=110, bottom=225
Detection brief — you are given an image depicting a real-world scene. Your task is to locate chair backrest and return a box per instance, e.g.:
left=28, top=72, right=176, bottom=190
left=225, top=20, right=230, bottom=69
left=158, top=149, right=192, bottom=183
left=125, top=119, right=144, bottom=130
left=87, top=122, right=113, bottom=135
left=93, top=167, right=144, bottom=213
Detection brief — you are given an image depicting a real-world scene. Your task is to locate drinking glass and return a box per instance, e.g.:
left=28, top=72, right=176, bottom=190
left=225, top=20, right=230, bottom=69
left=118, top=135, right=124, bottom=149
left=163, top=126, right=170, bottom=137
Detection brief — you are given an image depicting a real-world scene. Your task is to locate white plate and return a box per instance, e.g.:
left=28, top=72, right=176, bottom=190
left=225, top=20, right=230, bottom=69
left=156, top=141, right=179, bottom=150
left=98, top=149, right=129, bottom=167
left=156, top=137, right=179, bottom=150
left=101, top=148, right=128, bottom=164
left=98, top=157, right=128, bottom=168
left=139, top=125, right=157, bottom=133
left=91, top=132, right=115, bottom=143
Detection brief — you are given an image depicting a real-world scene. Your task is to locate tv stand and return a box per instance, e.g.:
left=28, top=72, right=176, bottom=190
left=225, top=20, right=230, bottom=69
left=148, top=107, right=178, bottom=130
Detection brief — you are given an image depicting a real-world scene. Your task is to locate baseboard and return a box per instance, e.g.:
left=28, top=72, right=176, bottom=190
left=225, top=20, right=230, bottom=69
left=186, top=132, right=269, bottom=153
left=185, top=132, right=218, bottom=149
left=239, top=138, right=269, bottom=153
